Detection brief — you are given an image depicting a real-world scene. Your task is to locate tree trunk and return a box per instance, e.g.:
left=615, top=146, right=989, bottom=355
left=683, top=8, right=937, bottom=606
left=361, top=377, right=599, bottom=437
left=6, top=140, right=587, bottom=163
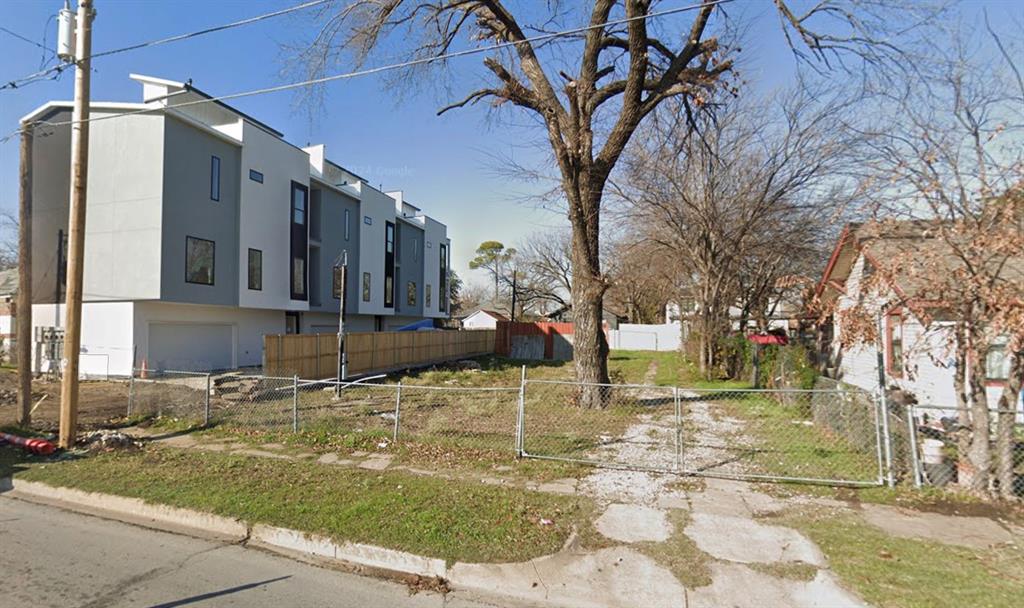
left=995, top=350, right=1022, bottom=499
left=953, top=327, right=973, bottom=487
left=967, top=343, right=992, bottom=493
left=568, top=187, right=610, bottom=408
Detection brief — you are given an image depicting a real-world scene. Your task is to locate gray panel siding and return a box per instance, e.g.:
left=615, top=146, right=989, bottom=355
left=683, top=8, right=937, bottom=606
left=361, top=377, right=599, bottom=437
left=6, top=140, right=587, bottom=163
left=395, top=222, right=424, bottom=317
left=160, top=117, right=240, bottom=306
left=308, top=186, right=360, bottom=315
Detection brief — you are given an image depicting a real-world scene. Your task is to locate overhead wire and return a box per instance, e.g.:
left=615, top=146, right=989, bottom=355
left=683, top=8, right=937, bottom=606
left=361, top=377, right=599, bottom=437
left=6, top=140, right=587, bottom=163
left=3, top=0, right=732, bottom=144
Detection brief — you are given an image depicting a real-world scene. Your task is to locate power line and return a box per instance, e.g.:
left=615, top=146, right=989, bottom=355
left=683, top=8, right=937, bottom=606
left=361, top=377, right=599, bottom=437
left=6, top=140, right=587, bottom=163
left=0, top=25, right=56, bottom=53
left=1, top=0, right=331, bottom=91
left=5, top=0, right=731, bottom=143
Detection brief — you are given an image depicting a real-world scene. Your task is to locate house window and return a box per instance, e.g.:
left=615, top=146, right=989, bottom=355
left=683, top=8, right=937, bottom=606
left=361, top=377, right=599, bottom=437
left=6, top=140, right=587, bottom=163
left=407, top=281, right=417, bottom=306
left=249, top=169, right=263, bottom=184
left=439, top=243, right=448, bottom=313
left=886, top=312, right=903, bottom=378
left=425, top=284, right=432, bottom=308
left=333, top=266, right=344, bottom=299
left=185, top=236, right=215, bottom=285
left=362, top=272, right=371, bottom=302
left=986, top=338, right=1010, bottom=382
left=292, top=258, right=306, bottom=297
left=292, top=184, right=306, bottom=225
left=344, top=209, right=351, bottom=241
left=384, top=221, right=395, bottom=308
left=248, top=248, right=262, bottom=290
left=210, top=156, right=221, bottom=201
left=412, top=238, right=418, bottom=262
left=364, top=216, right=372, bottom=225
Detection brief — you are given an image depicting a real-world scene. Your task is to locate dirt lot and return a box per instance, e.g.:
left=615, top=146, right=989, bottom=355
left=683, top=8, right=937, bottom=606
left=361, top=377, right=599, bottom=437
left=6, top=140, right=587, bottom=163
left=0, top=368, right=130, bottom=432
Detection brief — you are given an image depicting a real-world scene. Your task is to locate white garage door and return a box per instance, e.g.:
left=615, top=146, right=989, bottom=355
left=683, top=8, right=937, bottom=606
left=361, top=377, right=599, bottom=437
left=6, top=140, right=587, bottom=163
left=148, top=323, right=234, bottom=372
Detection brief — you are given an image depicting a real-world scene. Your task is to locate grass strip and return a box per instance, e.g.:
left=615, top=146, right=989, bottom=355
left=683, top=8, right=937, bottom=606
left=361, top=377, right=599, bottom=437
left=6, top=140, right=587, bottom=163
left=4, top=446, right=590, bottom=565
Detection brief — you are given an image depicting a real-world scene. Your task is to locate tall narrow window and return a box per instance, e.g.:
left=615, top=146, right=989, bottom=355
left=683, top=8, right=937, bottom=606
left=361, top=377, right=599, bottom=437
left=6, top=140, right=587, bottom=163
left=887, top=313, right=903, bottom=378
left=407, top=281, right=417, bottom=306
left=344, top=209, right=351, bottom=241
left=439, top=243, right=448, bottom=313
left=362, top=272, right=371, bottom=302
left=986, top=338, right=1010, bottom=382
left=210, top=156, right=221, bottom=201
left=289, top=182, right=309, bottom=300
left=412, top=238, right=418, bottom=262
left=248, top=248, right=262, bottom=290
left=425, top=284, right=432, bottom=308
left=384, top=221, right=395, bottom=308
left=185, top=236, right=215, bottom=285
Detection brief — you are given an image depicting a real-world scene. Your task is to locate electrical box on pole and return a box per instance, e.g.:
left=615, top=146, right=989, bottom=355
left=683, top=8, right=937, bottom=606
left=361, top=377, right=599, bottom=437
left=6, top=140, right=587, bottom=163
left=57, top=1, right=76, bottom=62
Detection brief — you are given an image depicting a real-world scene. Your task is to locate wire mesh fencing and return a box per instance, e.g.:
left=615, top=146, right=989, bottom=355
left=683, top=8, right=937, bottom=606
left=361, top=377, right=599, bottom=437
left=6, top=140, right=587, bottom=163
left=128, top=370, right=211, bottom=423
left=907, top=404, right=1024, bottom=495
left=394, top=385, right=520, bottom=453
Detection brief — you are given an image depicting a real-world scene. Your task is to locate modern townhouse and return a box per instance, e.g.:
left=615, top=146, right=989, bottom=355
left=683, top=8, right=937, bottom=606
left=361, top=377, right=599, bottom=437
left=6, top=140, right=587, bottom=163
left=22, top=73, right=450, bottom=376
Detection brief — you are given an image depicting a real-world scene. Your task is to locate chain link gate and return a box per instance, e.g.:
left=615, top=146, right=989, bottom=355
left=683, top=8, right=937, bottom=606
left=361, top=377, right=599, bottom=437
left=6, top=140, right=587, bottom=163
left=520, top=380, right=887, bottom=487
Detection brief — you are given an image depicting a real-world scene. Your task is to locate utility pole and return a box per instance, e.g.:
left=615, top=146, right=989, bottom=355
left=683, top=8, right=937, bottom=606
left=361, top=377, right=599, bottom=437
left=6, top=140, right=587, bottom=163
left=59, top=0, right=94, bottom=449
left=17, top=121, right=33, bottom=426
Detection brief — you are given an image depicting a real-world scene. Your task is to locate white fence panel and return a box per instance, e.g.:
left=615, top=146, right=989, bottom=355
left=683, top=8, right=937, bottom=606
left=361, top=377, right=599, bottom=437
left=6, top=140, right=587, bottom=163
left=609, top=323, right=681, bottom=351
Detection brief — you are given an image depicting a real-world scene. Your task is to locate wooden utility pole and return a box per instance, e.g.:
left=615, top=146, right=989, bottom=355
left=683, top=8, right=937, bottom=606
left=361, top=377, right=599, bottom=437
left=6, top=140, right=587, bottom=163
left=334, top=251, right=348, bottom=393
left=17, top=122, right=33, bottom=426
left=59, top=0, right=94, bottom=449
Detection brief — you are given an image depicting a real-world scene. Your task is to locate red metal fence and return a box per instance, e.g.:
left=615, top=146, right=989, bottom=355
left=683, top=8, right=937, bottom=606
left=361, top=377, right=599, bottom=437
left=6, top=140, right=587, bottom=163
left=495, top=321, right=576, bottom=360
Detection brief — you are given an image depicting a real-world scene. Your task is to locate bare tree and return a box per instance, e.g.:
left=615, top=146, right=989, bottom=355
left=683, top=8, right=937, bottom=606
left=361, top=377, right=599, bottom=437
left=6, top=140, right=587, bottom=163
left=618, top=89, right=861, bottom=377
left=293, top=0, right=935, bottom=406
left=835, top=24, right=1024, bottom=497
left=511, top=229, right=573, bottom=317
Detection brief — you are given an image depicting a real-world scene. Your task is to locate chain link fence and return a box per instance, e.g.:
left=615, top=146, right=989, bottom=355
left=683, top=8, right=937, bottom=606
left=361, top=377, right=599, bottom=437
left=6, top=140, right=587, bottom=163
left=126, top=367, right=1023, bottom=493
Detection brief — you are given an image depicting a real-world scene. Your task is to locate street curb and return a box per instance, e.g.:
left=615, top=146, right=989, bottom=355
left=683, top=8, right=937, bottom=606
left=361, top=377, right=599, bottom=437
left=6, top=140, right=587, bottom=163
left=1, top=478, right=248, bottom=541
left=1, top=478, right=449, bottom=584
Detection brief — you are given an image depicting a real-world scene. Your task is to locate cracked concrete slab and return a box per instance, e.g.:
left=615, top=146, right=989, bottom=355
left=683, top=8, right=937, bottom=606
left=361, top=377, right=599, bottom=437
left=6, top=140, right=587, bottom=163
left=685, top=512, right=825, bottom=566
left=688, top=562, right=865, bottom=608
left=860, top=503, right=1023, bottom=549
left=316, top=453, right=355, bottom=466
left=358, top=456, right=393, bottom=471
left=538, top=479, right=578, bottom=495
left=449, top=546, right=685, bottom=608
left=595, top=504, right=673, bottom=543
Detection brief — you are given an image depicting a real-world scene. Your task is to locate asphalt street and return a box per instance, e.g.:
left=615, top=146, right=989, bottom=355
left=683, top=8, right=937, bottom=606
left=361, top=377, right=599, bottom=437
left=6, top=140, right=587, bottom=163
left=0, top=496, right=529, bottom=608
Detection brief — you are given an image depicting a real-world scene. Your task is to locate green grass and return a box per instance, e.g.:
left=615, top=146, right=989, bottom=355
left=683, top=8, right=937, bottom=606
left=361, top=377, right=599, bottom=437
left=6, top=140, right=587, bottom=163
left=6, top=445, right=591, bottom=565
left=784, top=511, right=1024, bottom=608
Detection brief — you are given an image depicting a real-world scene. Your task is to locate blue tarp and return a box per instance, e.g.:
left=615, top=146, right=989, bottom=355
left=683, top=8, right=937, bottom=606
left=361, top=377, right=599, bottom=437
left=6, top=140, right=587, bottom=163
left=394, top=319, right=435, bottom=332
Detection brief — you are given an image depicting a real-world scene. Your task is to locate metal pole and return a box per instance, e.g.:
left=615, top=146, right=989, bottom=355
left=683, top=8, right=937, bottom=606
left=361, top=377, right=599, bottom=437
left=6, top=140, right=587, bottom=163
left=204, top=373, right=212, bottom=427
left=674, top=386, right=682, bottom=472
left=875, top=311, right=895, bottom=487
left=292, top=374, right=299, bottom=432
left=127, top=370, right=134, bottom=417
left=516, top=364, right=526, bottom=457
left=906, top=403, right=922, bottom=488
left=335, top=252, right=348, bottom=395
left=58, top=0, right=94, bottom=449
left=392, top=381, right=402, bottom=442
left=16, top=121, right=33, bottom=427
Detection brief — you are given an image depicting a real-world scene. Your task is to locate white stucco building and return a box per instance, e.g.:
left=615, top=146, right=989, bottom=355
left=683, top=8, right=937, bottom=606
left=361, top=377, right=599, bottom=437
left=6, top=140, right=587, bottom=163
left=23, top=74, right=451, bottom=376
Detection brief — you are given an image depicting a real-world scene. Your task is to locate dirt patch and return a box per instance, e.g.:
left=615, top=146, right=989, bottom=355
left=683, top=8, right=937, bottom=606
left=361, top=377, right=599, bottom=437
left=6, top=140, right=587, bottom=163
left=0, top=369, right=130, bottom=431
left=859, top=503, right=1023, bottom=549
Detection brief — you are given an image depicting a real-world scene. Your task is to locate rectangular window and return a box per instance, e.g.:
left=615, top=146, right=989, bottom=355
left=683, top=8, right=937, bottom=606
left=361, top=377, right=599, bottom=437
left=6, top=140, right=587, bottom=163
left=425, top=284, right=432, bottom=308
left=333, top=266, right=344, bottom=299
left=364, top=215, right=372, bottom=225
left=185, top=236, right=215, bottom=285
left=887, top=313, right=903, bottom=378
left=439, top=243, right=448, bottom=313
left=344, top=209, right=351, bottom=241
left=292, top=184, right=307, bottom=225
left=362, top=272, right=371, bottom=302
left=412, top=238, right=418, bottom=262
left=249, top=169, right=263, bottom=183
left=210, top=156, right=221, bottom=201
left=407, top=282, right=416, bottom=306
left=247, top=248, right=262, bottom=290
left=292, top=257, right=306, bottom=297
left=986, top=338, right=1010, bottom=381
left=384, top=221, right=396, bottom=308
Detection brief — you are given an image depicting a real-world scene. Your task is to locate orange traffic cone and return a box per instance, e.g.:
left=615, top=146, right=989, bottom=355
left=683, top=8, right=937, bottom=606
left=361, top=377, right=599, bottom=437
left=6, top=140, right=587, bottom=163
left=140, top=358, right=149, bottom=379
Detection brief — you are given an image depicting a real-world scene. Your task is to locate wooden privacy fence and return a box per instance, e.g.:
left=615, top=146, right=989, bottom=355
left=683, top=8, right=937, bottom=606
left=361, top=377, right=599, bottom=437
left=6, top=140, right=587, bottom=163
left=264, top=330, right=496, bottom=378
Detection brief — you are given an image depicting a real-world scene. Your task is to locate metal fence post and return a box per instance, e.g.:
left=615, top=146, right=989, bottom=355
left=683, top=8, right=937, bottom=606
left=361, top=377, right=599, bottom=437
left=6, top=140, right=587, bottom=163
left=204, top=373, right=212, bottom=427
left=292, top=374, right=299, bottom=433
left=393, top=381, right=402, bottom=442
left=515, top=365, right=526, bottom=458
left=127, top=370, right=134, bottom=417
left=906, top=403, right=922, bottom=488
left=877, top=388, right=895, bottom=487
left=674, top=386, right=682, bottom=472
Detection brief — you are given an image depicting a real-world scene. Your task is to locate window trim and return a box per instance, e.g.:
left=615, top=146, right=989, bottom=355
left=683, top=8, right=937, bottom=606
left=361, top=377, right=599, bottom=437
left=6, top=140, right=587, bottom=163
left=185, top=235, right=215, bottom=286
left=247, top=248, right=263, bottom=291
left=210, top=156, right=221, bottom=201
left=249, top=169, right=264, bottom=184
left=885, top=311, right=903, bottom=378
left=344, top=209, right=351, bottom=241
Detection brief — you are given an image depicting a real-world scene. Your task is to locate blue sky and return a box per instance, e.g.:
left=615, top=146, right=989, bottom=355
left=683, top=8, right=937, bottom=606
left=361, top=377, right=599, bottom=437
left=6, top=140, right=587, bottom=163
left=0, top=0, right=1018, bottom=285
